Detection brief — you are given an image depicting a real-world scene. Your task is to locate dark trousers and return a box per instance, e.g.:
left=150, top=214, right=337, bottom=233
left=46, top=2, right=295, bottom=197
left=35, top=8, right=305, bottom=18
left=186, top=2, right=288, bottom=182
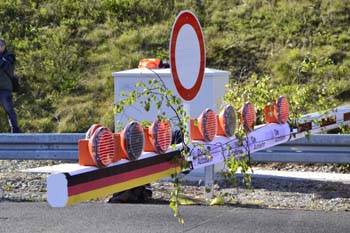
left=0, top=89, right=20, bottom=133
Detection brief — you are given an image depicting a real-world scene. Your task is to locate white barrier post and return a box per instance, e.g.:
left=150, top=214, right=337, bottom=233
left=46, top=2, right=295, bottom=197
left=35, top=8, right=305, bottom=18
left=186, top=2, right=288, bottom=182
left=204, top=165, right=214, bottom=200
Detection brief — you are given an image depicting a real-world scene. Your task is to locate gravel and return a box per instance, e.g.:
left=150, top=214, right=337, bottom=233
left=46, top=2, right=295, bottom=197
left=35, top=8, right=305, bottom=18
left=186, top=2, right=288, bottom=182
left=252, top=162, right=350, bottom=174
left=1, top=160, right=350, bottom=211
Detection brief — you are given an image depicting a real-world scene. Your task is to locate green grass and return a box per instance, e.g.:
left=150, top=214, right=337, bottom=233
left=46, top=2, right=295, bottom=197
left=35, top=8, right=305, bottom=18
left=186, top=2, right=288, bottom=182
left=0, top=0, right=349, bottom=132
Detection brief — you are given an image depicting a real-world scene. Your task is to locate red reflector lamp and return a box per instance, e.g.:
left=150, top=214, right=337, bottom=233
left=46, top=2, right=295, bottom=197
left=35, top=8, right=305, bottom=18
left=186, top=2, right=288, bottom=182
left=79, top=125, right=115, bottom=168
left=119, top=121, right=144, bottom=161
left=144, top=119, right=172, bottom=153
left=191, top=108, right=217, bottom=142
left=264, top=96, right=289, bottom=124
left=217, top=105, right=236, bottom=137
left=88, top=127, right=115, bottom=168
left=240, top=102, right=256, bottom=132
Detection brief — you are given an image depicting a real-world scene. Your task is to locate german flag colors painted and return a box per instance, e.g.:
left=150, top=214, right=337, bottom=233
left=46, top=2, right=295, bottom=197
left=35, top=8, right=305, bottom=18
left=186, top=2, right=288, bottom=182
left=47, top=150, right=182, bottom=207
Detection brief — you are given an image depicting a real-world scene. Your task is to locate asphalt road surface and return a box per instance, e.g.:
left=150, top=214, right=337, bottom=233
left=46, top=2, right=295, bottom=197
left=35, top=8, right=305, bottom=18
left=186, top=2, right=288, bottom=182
left=1, top=202, right=349, bottom=233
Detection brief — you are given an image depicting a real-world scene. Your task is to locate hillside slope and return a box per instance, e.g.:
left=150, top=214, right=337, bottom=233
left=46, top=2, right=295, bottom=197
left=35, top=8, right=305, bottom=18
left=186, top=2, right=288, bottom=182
left=0, top=0, right=349, bottom=132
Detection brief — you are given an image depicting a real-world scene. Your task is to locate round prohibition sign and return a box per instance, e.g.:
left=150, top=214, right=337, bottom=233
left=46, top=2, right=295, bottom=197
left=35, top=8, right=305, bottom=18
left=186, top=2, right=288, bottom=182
left=170, top=11, right=206, bottom=101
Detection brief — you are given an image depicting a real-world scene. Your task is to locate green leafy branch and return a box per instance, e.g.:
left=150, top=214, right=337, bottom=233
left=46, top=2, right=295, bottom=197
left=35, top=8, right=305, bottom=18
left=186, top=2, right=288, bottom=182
left=114, top=70, right=190, bottom=224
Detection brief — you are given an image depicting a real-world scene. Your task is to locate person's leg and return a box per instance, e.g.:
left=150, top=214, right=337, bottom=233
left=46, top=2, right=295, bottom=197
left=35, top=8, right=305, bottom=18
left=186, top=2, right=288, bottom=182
left=0, top=90, right=20, bottom=133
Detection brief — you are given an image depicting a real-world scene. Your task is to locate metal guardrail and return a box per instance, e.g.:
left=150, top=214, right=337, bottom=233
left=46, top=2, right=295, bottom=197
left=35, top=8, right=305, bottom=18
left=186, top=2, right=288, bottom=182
left=0, top=133, right=349, bottom=163
left=252, top=134, right=350, bottom=164
left=0, top=133, right=84, bottom=160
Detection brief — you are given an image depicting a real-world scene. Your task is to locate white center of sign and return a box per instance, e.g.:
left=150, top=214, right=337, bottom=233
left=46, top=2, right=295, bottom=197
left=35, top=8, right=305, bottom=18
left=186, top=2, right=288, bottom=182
left=175, top=24, right=201, bottom=89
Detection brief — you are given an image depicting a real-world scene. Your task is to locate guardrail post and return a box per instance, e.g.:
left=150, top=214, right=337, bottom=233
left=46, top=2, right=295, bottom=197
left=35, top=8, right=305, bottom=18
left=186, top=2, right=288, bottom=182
left=204, top=165, right=214, bottom=200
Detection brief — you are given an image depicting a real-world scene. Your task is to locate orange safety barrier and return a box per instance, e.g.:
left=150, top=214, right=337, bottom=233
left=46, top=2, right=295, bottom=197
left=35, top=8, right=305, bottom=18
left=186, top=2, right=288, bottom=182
left=138, top=58, right=161, bottom=69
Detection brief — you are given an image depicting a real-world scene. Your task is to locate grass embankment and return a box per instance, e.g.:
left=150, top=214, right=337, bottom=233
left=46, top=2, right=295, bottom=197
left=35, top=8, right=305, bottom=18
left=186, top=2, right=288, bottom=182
left=0, top=0, right=349, bottom=132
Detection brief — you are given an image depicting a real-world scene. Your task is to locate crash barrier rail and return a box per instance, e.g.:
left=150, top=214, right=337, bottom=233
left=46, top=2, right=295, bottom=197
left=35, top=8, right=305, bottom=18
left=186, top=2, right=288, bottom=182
left=252, top=134, right=350, bottom=164
left=0, top=133, right=84, bottom=161
left=0, top=133, right=349, bottom=164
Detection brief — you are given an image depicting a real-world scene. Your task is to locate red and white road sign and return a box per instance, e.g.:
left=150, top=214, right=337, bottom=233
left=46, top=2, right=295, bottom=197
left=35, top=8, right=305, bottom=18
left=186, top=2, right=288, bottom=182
left=170, top=10, right=206, bottom=101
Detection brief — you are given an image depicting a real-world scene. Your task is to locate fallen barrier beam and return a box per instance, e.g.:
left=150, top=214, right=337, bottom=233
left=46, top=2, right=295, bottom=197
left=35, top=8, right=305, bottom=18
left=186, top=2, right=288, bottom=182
left=47, top=151, right=182, bottom=207
left=42, top=105, right=350, bottom=207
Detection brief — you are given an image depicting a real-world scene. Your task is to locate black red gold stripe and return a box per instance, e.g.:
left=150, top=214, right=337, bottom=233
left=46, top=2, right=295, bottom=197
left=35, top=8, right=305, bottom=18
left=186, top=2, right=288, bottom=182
left=66, top=150, right=180, bottom=186
left=61, top=150, right=182, bottom=206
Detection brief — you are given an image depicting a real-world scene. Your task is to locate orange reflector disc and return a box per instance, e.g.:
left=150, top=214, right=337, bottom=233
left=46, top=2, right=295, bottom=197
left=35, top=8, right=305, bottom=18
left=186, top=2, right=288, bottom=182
left=88, top=127, right=115, bottom=168
left=218, top=105, right=236, bottom=137
left=241, top=102, right=256, bottom=132
left=276, top=96, right=289, bottom=124
left=121, top=122, right=144, bottom=160
left=199, top=108, right=217, bottom=142
left=150, top=119, right=172, bottom=153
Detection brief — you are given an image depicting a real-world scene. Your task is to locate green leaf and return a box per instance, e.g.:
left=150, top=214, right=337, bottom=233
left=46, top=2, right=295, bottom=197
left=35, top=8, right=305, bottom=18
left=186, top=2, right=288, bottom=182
left=156, top=101, right=162, bottom=109
left=144, top=102, right=150, bottom=112
left=209, top=196, right=225, bottom=206
left=177, top=196, right=197, bottom=205
left=178, top=218, right=185, bottom=224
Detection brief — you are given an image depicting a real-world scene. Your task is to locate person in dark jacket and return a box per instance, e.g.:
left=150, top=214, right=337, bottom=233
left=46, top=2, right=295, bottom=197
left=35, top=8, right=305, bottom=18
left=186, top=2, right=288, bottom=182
left=0, top=39, right=20, bottom=133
